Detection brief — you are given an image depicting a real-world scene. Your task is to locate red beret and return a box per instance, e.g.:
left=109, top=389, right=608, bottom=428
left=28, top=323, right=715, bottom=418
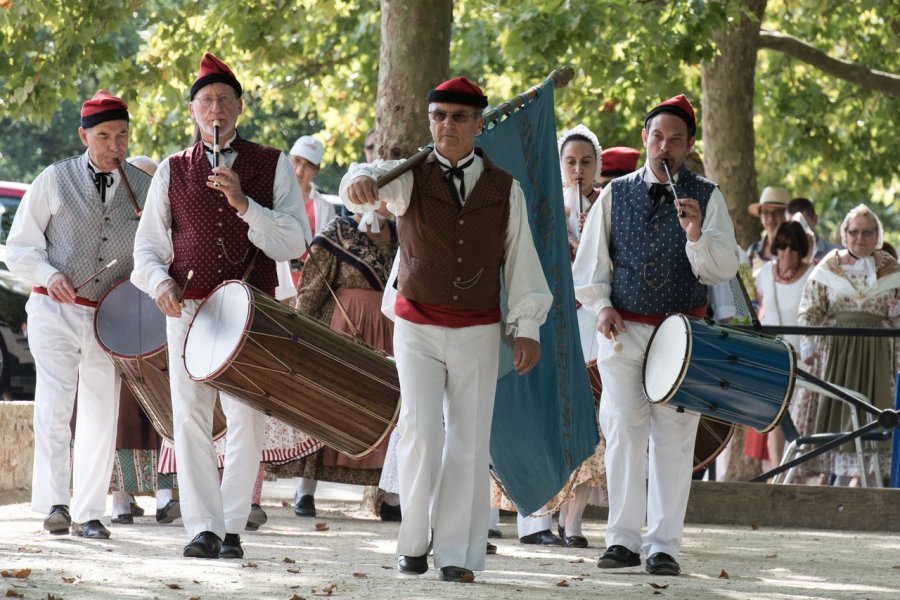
left=600, top=146, right=641, bottom=177
left=427, top=76, right=488, bottom=108
left=80, top=89, right=129, bottom=128
left=644, top=94, right=696, bottom=137
left=190, top=53, right=242, bottom=100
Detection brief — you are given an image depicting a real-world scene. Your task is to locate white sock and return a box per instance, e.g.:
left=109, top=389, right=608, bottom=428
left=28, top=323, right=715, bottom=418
left=297, top=478, right=318, bottom=498
left=383, top=492, right=400, bottom=506
left=561, top=484, right=592, bottom=538
left=112, top=491, right=131, bottom=515
left=156, top=488, right=173, bottom=509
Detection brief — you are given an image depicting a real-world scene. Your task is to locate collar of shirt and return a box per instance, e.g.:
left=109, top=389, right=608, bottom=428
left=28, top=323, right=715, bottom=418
left=641, top=162, right=680, bottom=186
left=204, top=133, right=238, bottom=167
left=86, top=156, right=117, bottom=184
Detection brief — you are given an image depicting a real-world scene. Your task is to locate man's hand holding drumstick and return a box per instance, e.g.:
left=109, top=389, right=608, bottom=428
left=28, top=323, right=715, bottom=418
left=597, top=306, right=624, bottom=353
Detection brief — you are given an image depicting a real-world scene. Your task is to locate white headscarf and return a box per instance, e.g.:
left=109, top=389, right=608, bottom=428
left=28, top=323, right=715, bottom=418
left=839, top=203, right=884, bottom=287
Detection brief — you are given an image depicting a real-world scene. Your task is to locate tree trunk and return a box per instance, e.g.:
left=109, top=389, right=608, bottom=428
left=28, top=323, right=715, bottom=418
left=376, top=0, right=452, bottom=159
left=701, top=0, right=768, bottom=249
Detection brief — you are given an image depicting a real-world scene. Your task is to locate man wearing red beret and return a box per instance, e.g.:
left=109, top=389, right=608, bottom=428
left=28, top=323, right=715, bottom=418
left=341, top=76, right=552, bottom=582
left=6, top=90, right=151, bottom=540
left=573, top=94, right=739, bottom=575
left=131, top=53, right=310, bottom=559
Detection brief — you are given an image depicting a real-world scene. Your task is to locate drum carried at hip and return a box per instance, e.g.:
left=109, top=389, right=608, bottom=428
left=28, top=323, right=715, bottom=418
left=182, top=280, right=400, bottom=459
left=93, top=279, right=227, bottom=442
left=642, top=313, right=795, bottom=433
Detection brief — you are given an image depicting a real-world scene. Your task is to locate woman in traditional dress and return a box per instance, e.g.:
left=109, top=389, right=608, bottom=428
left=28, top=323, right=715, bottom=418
left=797, top=204, right=900, bottom=485
left=743, top=221, right=813, bottom=474
left=272, top=207, right=399, bottom=517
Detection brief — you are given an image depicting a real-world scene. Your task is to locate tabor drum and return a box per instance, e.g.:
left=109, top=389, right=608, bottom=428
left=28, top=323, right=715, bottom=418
left=94, top=279, right=226, bottom=442
left=182, top=280, right=400, bottom=458
left=588, top=358, right=735, bottom=472
left=643, top=313, right=794, bottom=433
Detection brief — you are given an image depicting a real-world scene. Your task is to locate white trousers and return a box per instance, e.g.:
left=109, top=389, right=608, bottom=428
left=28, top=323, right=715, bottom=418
left=596, top=322, right=698, bottom=559
left=394, top=318, right=500, bottom=571
left=168, top=300, right=265, bottom=540
left=28, top=295, right=120, bottom=523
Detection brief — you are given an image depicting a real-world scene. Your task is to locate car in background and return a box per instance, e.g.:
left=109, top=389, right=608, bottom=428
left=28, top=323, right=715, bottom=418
left=0, top=181, right=35, bottom=399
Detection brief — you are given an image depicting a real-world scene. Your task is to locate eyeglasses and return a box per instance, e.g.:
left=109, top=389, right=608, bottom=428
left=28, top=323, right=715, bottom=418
left=428, top=110, right=481, bottom=124
left=846, top=228, right=876, bottom=239
left=193, top=95, right=238, bottom=110
left=760, top=208, right=785, bottom=217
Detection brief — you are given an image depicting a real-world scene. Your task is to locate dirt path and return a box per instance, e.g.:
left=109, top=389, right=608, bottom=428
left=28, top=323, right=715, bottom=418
left=2, top=481, right=899, bottom=600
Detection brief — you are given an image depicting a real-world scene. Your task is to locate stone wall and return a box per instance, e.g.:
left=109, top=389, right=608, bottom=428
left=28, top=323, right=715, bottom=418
left=0, top=401, right=33, bottom=503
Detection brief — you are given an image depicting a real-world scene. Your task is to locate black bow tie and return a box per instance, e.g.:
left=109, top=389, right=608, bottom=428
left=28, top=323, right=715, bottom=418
left=204, top=145, right=234, bottom=155
left=441, top=156, right=475, bottom=205
left=648, top=182, right=674, bottom=210
left=89, top=167, right=113, bottom=203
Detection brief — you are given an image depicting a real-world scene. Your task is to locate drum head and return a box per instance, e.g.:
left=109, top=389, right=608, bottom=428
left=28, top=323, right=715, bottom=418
left=643, top=314, right=690, bottom=402
left=184, top=281, right=252, bottom=380
left=94, top=279, right=167, bottom=358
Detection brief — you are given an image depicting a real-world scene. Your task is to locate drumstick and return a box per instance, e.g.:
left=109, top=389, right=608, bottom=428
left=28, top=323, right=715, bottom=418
left=610, top=328, right=623, bottom=353
left=73, top=258, right=118, bottom=291
left=178, top=269, right=194, bottom=305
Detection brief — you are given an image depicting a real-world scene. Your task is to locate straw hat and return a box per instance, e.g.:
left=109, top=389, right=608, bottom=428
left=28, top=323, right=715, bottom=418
left=748, top=186, right=790, bottom=217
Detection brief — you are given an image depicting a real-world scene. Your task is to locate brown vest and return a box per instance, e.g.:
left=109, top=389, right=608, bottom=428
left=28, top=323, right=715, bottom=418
left=167, top=137, right=280, bottom=297
left=398, top=150, right=512, bottom=309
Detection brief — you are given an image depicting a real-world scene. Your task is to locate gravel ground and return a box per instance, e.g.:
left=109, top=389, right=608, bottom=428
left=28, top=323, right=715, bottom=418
left=2, top=480, right=899, bottom=600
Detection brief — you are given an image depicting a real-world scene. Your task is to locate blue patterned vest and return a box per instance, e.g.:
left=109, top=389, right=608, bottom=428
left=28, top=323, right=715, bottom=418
left=609, top=166, right=716, bottom=314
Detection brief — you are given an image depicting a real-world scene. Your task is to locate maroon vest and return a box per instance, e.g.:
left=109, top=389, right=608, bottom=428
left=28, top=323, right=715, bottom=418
left=167, top=136, right=280, bottom=297
left=397, top=150, right=512, bottom=309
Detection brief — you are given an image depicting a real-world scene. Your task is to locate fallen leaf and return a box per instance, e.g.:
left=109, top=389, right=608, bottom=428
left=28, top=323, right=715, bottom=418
left=0, top=569, right=30, bottom=579
left=569, top=558, right=585, bottom=564
left=282, top=500, right=291, bottom=508
left=571, top=576, right=584, bottom=581
left=190, top=597, right=201, bottom=600
left=750, top=523, right=759, bottom=530
left=48, top=594, right=64, bottom=600
left=457, top=572, right=475, bottom=584
left=16, top=548, right=41, bottom=554
left=283, top=557, right=296, bottom=564
left=556, top=580, right=570, bottom=587
left=351, top=573, right=367, bottom=579
left=288, top=595, right=306, bottom=600
left=718, top=569, right=729, bottom=579
left=5, top=590, right=24, bottom=598
left=62, top=576, right=76, bottom=583
left=314, top=523, right=329, bottom=532
left=242, top=562, right=258, bottom=568
left=649, top=582, right=669, bottom=589
left=892, top=565, right=900, bottom=570
left=166, top=583, right=182, bottom=589
left=765, top=554, right=777, bottom=559
left=286, top=568, right=300, bottom=574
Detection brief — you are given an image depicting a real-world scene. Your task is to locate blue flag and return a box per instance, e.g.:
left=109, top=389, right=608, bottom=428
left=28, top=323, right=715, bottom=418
left=477, top=81, right=600, bottom=515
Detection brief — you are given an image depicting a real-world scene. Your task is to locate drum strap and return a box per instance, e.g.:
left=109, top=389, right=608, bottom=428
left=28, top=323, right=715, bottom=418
left=294, top=239, right=363, bottom=339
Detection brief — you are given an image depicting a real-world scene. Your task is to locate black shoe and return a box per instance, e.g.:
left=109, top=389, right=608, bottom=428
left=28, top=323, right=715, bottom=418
left=43, top=505, right=71, bottom=535
left=564, top=535, right=588, bottom=548
left=488, top=528, right=503, bottom=539
left=71, top=520, right=110, bottom=539
left=397, top=554, right=428, bottom=575
left=129, top=500, right=145, bottom=517
left=486, top=541, right=497, bottom=555
left=646, top=552, right=680, bottom=576
left=183, top=531, right=221, bottom=559
left=519, top=529, right=563, bottom=546
left=439, top=566, right=474, bottom=582
left=597, top=545, right=641, bottom=568
left=156, top=500, right=181, bottom=524
left=245, top=503, right=267, bottom=531
left=294, top=494, right=316, bottom=517
left=110, top=514, right=134, bottom=525
left=220, top=533, right=244, bottom=559
left=379, top=502, right=402, bottom=522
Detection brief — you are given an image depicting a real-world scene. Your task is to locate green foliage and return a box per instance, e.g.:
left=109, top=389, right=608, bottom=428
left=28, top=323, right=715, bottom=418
left=0, top=0, right=896, bottom=242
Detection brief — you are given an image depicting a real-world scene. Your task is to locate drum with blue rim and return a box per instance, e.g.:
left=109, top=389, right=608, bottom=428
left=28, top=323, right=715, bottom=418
left=643, top=313, right=794, bottom=433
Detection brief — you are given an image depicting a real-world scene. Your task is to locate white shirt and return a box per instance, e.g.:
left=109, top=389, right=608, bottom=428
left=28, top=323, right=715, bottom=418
left=572, top=163, right=740, bottom=314
left=131, top=137, right=311, bottom=298
left=339, top=149, right=553, bottom=341
left=6, top=152, right=123, bottom=287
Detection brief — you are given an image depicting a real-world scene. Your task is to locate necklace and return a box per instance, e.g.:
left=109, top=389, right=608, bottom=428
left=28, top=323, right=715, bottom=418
left=774, top=260, right=799, bottom=282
